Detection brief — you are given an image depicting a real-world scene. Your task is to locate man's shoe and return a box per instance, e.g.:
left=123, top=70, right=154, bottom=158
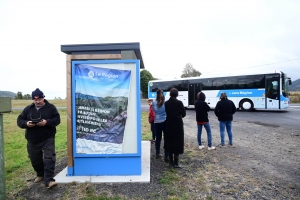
left=208, top=146, right=216, bottom=150
left=164, top=156, right=169, bottom=163
left=199, top=145, right=205, bottom=149
left=155, top=154, right=162, bottom=159
left=47, top=181, right=57, bottom=189
left=34, top=176, right=43, bottom=183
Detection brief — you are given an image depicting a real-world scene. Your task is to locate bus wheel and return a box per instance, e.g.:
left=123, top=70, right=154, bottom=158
left=240, top=99, right=253, bottom=111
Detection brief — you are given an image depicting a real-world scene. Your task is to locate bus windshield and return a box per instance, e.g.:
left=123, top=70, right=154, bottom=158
left=282, top=73, right=291, bottom=98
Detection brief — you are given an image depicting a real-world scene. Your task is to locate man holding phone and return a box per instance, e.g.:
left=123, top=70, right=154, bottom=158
left=17, top=88, right=60, bottom=189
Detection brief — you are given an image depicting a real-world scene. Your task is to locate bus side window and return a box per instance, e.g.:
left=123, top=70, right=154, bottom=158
left=202, top=79, right=212, bottom=90
left=152, top=82, right=161, bottom=92
left=173, top=81, right=180, bottom=90
left=224, top=77, right=237, bottom=89
left=254, top=75, right=265, bottom=88
left=215, top=78, right=225, bottom=90
left=238, top=81, right=245, bottom=89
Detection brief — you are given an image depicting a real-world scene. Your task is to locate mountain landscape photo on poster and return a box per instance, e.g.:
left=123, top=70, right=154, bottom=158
left=75, top=64, right=131, bottom=154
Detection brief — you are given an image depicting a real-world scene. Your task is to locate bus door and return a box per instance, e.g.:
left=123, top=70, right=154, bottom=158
left=266, top=75, right=280, bottom=109
left=188, top=83, right=201, bottom=106
left=188, top=84, right=195, bottom=106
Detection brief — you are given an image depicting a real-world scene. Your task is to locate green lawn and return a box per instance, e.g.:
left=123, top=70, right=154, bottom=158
left=2, top=100, right=151, bottom=196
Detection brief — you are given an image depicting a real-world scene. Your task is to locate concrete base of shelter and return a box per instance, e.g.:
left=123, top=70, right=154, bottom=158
left=54, top=141, right=150, bottom=183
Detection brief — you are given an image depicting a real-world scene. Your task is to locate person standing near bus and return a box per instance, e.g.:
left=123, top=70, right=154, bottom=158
left=214, top=92, right=237, bottom=147
left=152, top=89, right=169, bottom=162
left=195, top=92, right=216, bottom=150
left=165, top=88, right=186, bottom=168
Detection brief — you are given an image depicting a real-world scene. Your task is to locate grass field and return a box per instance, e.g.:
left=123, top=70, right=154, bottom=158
left=3, top=94, right=299, bottom=197
left=2, top=100, right=152, bottom=197
left=289, top=91, right=300, bottom=103
left=11, top=99, right=67, bottom=108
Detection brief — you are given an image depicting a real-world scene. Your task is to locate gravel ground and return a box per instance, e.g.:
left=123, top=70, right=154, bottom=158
left=12, top=112, right=300, bottom=200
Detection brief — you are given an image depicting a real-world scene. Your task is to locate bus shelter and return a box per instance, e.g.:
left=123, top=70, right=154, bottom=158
left=61, top=43, right=144, bottom=176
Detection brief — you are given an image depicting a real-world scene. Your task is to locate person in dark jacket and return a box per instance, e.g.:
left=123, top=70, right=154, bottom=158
left=17, top=88, right=61, bottom=189
left=194, top=92, right=216, bottom=150
left=214, top=92, right=236, bottom=147
left=164, top=88, right=186, bottom=168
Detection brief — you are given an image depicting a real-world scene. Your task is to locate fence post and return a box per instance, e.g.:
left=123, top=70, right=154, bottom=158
left=0, top=114, right=6, bottom=200
left=0, top=97, right=12, bottom=199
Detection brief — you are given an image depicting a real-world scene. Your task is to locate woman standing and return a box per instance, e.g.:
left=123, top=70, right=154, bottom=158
left=195, top=92, right=215, bottom=150
left=164, top=88, right=186, bottom=168
left=152, top=89, right=169, bottom=161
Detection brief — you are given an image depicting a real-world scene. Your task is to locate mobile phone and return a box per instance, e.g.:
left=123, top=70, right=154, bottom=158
left=30, top=119, right=41, bottom=124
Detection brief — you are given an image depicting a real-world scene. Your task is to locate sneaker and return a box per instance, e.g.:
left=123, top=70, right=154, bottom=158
left=47, top=181, right=57, bottom=189
left=34, top=176, right=43, bottom=183
left=229, top=144, right=235, bottom=148
left=199, top=145, right=205, bottom=149
left=218, top=143, right=225, bottom=147
left=208, top=146, right=216, bottom=150
left=173, top=165, right=182, bottom=169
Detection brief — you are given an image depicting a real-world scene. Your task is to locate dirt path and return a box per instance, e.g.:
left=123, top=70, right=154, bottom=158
left=183, top=112, right=300, bottom=199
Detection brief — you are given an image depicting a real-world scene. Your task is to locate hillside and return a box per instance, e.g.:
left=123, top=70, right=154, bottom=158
left=290, top=79, right=300, bottom=91
left=0, top=91, right=16, bottom=98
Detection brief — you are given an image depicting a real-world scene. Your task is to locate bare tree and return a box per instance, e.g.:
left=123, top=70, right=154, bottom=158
left=181, top=63, right=201, bottom=78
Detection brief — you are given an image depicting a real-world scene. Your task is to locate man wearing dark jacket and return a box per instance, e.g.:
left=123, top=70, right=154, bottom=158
left=17, top=88, right=60, bottom=189
left=195, top=92, right=215, bottom=150
left=214, top=92, right=236, bottom=147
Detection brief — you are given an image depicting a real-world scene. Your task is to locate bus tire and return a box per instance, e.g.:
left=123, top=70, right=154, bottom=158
left=240, top=99, right=253, bottom=111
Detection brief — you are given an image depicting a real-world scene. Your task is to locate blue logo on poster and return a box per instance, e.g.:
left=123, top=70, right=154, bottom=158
left=88, top=71, right=94, bottom=78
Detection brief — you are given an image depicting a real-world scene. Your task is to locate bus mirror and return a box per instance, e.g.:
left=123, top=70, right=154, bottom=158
left=288, top=79, right=292, bottom=85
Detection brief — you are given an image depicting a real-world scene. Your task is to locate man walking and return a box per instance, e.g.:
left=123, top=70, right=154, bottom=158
left=17, top=88, right=60, bottom=189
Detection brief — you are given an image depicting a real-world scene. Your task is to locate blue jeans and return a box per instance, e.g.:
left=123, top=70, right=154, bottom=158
left=219, top=121, right=233, bottom=145
left=197, top=122, right=212, bottom=147
left=154, top=121, right=168, bottom=156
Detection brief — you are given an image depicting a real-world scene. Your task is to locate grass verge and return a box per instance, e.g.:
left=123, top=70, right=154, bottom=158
left=289, top=91, right=300, bottom=103
left=3, top=109, right=67, bottom=196
left=3, top=100, right=152, bottom=198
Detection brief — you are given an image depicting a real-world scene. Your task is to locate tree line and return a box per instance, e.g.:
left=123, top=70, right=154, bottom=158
left=14, top=92, right=62, bottom=100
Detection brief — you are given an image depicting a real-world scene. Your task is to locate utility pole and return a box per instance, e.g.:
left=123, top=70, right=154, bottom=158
left=0, top=97, right=12, bottom=200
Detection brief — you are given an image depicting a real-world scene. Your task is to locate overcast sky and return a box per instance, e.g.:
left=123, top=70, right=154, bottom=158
left=0, top=0, right=299, bottom=99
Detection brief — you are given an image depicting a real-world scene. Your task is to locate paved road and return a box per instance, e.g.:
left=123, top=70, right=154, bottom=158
left=141, top=103, right=300, bottom=129
left=13, top=103, right=300, bottom=129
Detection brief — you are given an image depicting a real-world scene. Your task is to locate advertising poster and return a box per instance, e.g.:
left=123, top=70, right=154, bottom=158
left=74, top=64, right=131, bottom=154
